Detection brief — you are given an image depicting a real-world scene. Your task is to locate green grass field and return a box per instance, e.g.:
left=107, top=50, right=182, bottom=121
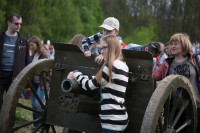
left=13, top=98, right=64, bottom=133
left=15, top=98, right=33, bottom=133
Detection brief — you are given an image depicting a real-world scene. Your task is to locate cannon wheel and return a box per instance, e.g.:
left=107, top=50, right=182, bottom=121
left=0, top=59, right=55, bottom=133
left=140, top=75, right=197, bottom=133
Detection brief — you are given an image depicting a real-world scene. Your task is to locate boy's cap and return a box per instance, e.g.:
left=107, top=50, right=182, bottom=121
left=99, top=17, right=119, bottom=31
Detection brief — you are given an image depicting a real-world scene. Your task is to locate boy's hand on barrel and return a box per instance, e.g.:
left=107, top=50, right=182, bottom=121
left=67, top=72, right=74, bottom=80
left=84, top=51, right=91, bottom=58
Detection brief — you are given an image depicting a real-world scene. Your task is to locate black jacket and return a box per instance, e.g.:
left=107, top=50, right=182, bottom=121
left=0, top=32, right=30, bottom=79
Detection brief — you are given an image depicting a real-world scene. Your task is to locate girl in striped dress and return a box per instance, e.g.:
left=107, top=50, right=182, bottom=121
left=67, top=34, right=129, bottom=133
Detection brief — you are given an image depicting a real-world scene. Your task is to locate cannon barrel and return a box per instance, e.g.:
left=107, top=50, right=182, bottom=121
left=61, top=78, right=81, bottom=93
left=60, top=78, right=99, bottom=97
left=60, top=78, right=100, bottom=114
left=61, top=78, right=99, bottom=98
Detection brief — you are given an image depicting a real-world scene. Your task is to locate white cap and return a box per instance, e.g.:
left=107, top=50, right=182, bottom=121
left=99, top=17, right=119, bottom=30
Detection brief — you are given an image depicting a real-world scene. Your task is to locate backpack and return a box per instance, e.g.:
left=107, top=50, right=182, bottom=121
left=193, top=53, right=200, bottom=89
left=193, top=53, right=200, bottom=72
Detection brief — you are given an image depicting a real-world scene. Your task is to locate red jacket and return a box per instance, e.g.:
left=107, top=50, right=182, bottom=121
left=122, top=42, right=126, bottom=49
left=152, top=52, right=200, bottom=82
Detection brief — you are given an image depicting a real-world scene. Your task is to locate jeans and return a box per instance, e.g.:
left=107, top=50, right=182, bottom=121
left=102, top=128, right=124, bottom=133
left=31, top=83, right=45, bottom=127
left=0, top=71, right=13, bottom=111
left=197, top=108, right=200, bottom=133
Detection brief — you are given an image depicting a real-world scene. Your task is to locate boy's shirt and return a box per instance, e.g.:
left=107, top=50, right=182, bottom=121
left=81, top=32, right=123, bottom=52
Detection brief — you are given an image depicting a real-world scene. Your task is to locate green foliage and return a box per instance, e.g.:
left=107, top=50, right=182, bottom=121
left=49, top=0, right=79, bottom=42
left=124, top=24, right=158, bottom=45
left=0, top=0, right=104, bottom=43
left=71, top=0, right=104, bottom=37
left=100, top=0, right=132, bottom=38
left=1, top=0, right=200, bottom=44
left=0, top=0, right=7, bottom=31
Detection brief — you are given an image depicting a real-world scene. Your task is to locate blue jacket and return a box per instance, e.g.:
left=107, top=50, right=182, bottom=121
left=127, top=45, right=146, bottom=51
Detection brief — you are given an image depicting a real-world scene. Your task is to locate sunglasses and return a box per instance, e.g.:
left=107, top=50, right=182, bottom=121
left=151, top=43, right=161, bottom=54
left=13, top=22, right=22, bottom=26
left=100, top=46, right=108, bottom=51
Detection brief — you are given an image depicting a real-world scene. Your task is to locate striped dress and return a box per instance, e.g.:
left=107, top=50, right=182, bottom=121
left=73, top=59, right=129, bottom=131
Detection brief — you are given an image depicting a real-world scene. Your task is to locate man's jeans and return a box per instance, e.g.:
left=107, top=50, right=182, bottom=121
left=0, top=71, right=13, bottom=111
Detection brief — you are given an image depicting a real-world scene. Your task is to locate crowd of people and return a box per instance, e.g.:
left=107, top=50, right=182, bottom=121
left=68, top=17, right=200, bottom=133
left=0, top=12, right=200, bottom=133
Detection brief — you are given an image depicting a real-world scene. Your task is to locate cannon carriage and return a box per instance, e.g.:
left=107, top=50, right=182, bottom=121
left=0, top=43, right=197, bottom=133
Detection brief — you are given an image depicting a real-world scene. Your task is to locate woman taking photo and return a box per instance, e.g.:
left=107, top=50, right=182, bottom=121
left=67, top=34, right=129, bottom=133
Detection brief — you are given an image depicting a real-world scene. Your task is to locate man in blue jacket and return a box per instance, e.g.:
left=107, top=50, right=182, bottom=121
left=127, top=42, right=161, bottom=69
left=127, top=42, right=161, bottom=58
left=0, top=12, right=30, bottom=111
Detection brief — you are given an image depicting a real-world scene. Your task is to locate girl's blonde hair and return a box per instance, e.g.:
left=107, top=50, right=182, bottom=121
left=169, top=33, right=192, bottom=57
left=96, top=34, right=124, bottom=86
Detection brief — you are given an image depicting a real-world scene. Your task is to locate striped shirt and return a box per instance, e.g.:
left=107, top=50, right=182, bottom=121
left=81, top=32, right=123, bottom=53
left=1, top=34, right=18, bottom=71
left=73, top=60, right=129, bottom=131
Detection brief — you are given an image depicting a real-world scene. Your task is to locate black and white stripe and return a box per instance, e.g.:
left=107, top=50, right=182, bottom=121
left=73, top=60, right=129, bottom=131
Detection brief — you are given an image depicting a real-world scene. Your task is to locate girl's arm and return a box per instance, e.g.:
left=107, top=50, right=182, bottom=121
left=152, top=61, right=166, bottom=81
left=73, top=71, right=100, bottom=90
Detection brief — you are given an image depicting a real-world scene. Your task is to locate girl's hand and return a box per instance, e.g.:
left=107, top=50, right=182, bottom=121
left=67, top=72, right=74, bottom=80
left=94, top=54, right=104, bottom=62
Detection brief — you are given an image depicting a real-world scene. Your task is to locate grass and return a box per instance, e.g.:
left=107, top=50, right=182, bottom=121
left=15, top=98, right=33, bottom=133
left=16, top=98, right=32, bottom=121
left=2, top=90, right=64, bottom=133
left=13, top=98, right=64, bottom=133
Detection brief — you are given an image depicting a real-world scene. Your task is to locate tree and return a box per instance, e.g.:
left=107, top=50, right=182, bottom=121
left=101, top=0, right=132, bottom=38
left=0, top=0, right=103, bottom=43
left=0, top=0, right=7, bottom=32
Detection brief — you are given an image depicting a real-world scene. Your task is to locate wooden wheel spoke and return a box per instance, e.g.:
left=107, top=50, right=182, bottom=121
left=168, top=89, right=182, bottom=126
left=43, top=126, right=50, bottom=133
left=140, top=75, right=197, bottom=133
left=176, top=120, right=191, bottom=132
left=40, top=127, right=45, bottom=133
left=30, top=84, right=46, bottom=109
left=17, top=103, right=44, bottom=114
left=46, top=127, right=50, bottom=133
left=0, top=59, right=54, bottom=133
left=172, top=100, right=189, bottom=128
left=51, top=125, right=56, bottom=133
left=158, top=116, right=164, bottom=133
left=32, top=124, right=43, bottom=133
left=39, top=124, right=55, bottom=133
left=163, top=97, right=170, bottom=130
left=12, top=116, right=44, bottom=131
left=41, top=71, right=49, bottom=105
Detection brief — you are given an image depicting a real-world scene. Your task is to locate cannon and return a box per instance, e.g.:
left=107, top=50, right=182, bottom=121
left=0, top=43, right=197, bottom=133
